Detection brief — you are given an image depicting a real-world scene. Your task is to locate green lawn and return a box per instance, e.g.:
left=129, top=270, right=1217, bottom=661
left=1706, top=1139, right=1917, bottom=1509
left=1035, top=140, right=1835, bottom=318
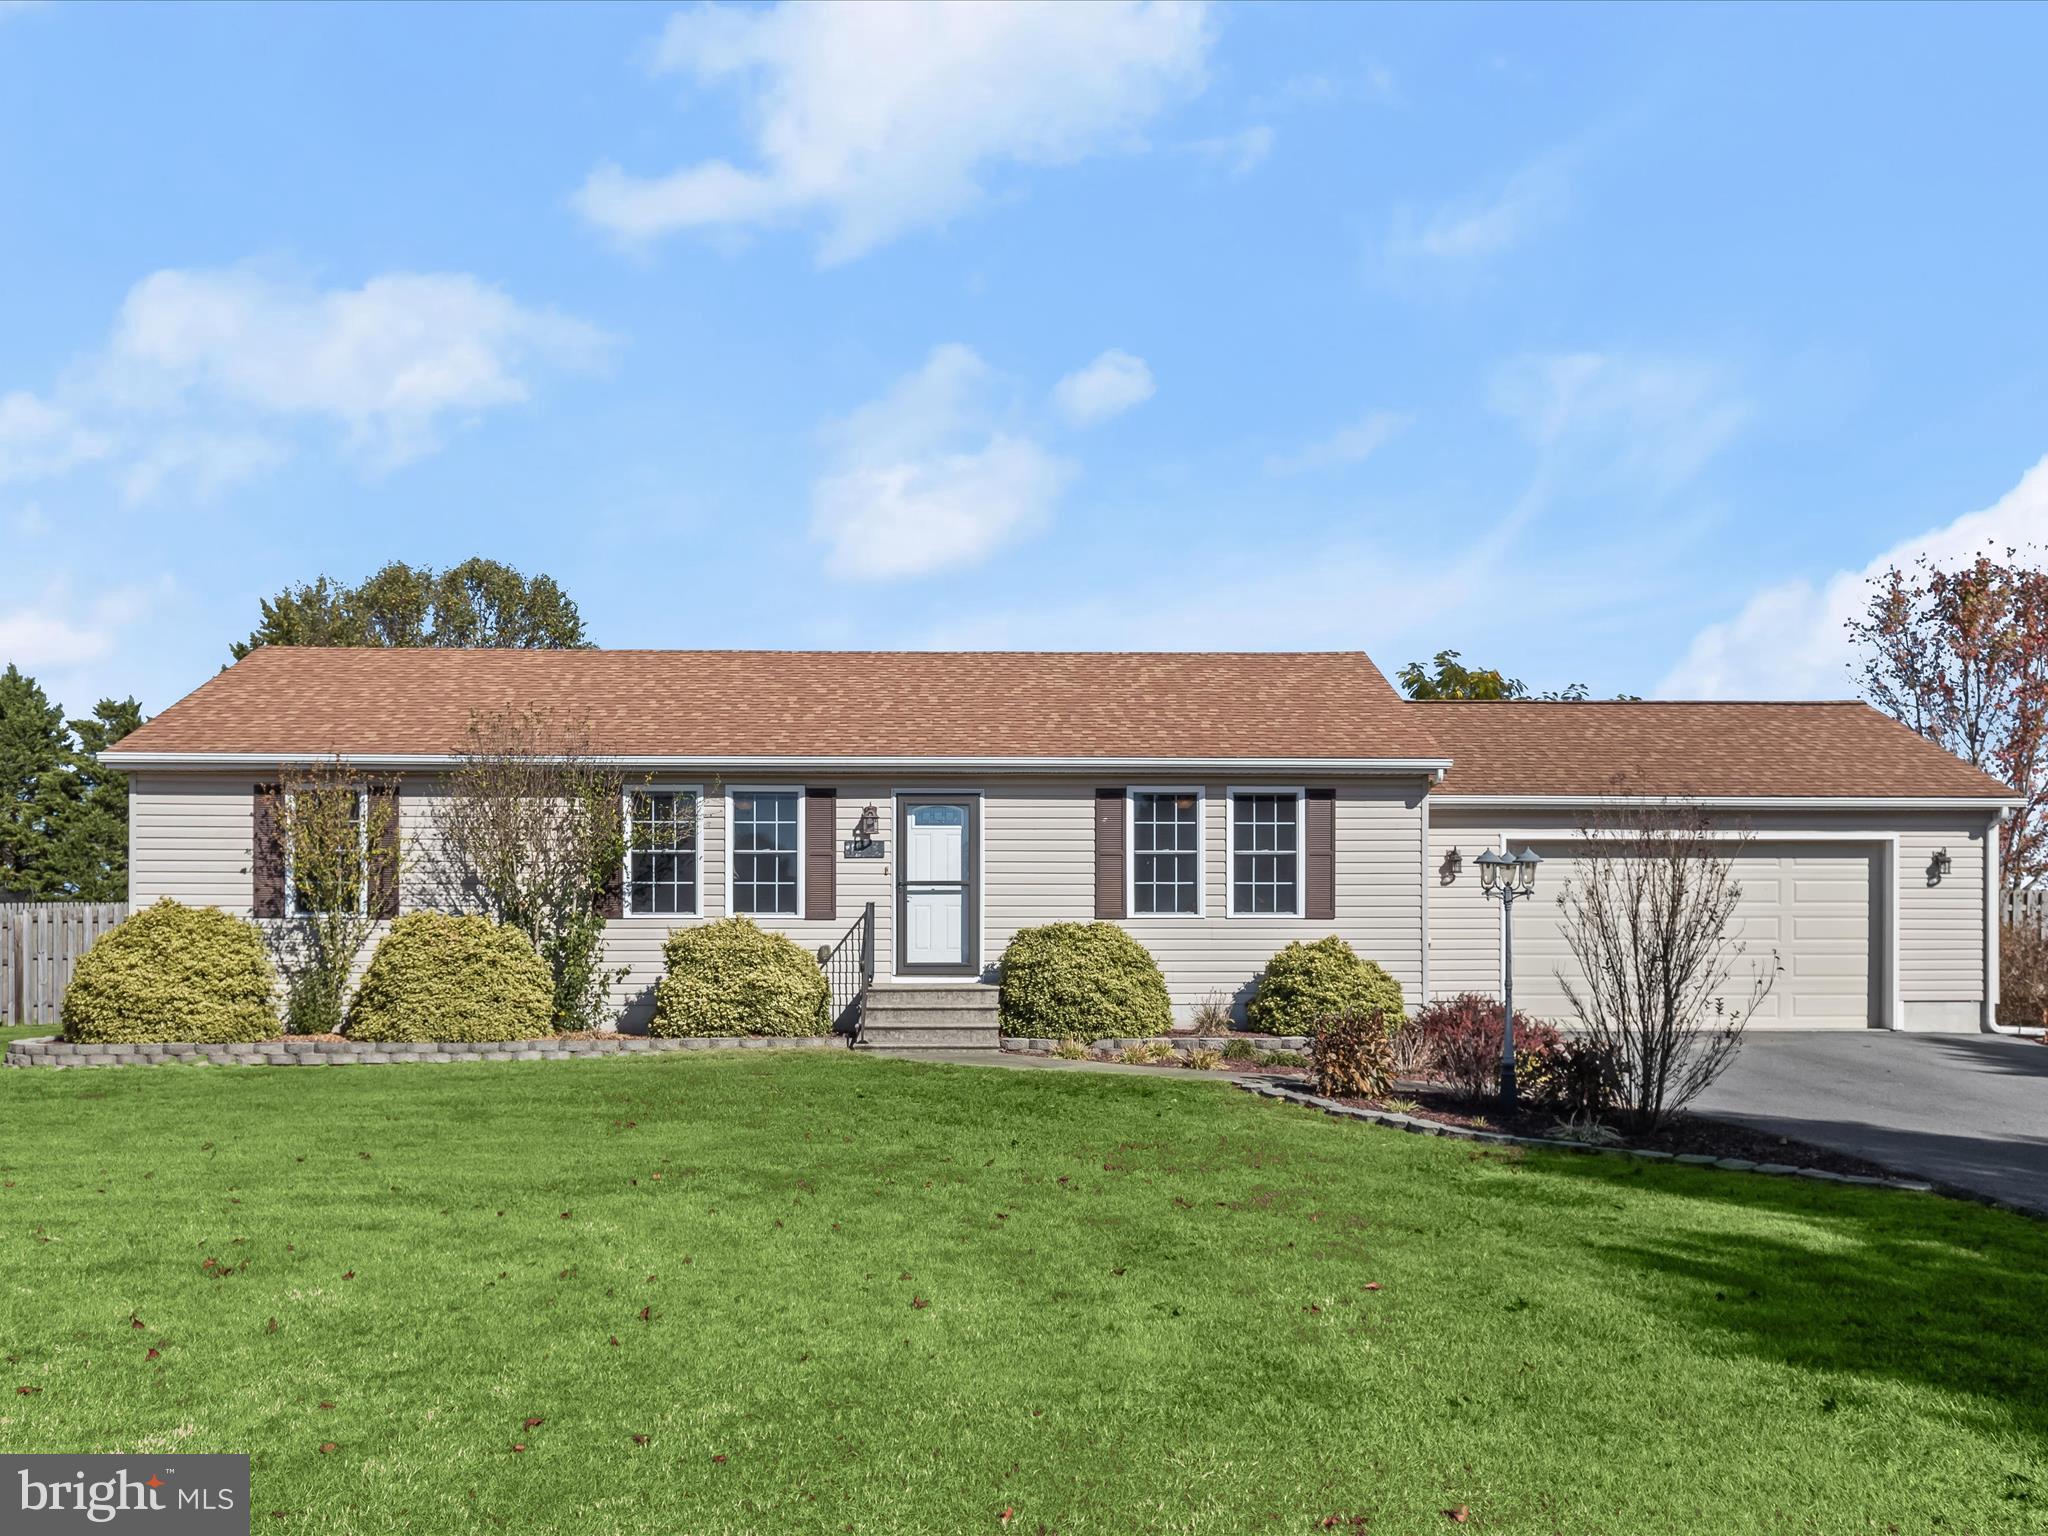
left=1, top=1053, right=2042, bottom=1534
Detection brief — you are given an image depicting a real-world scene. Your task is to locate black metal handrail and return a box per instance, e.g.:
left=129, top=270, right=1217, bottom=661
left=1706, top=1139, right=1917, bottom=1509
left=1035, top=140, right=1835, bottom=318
left=817, top=901, right=876, bottom=1035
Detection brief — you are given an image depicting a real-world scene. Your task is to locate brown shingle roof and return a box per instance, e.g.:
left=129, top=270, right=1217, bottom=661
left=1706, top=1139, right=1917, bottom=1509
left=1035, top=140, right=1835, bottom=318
left=108, top=647, right=1443, bottom=762
left=1426, top=700, right=2010, bottom=800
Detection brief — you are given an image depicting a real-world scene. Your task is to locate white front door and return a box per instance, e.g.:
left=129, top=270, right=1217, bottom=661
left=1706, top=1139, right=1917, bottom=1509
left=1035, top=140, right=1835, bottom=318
left=901, top=801, right=972, bottom=971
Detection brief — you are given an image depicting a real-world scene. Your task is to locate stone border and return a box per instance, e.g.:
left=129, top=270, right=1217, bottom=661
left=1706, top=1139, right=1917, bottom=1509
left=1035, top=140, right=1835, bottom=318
left=1231, top=1080, right=2048, bottom=1219
left=1006, top=1034, right=1311, bottom=1055
left=3, top=1034, right=847, bottom=1069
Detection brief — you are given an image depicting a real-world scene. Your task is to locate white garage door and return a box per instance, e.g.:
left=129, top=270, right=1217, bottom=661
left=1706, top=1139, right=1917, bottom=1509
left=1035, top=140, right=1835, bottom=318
left=1510, top=841, right=1878, bottom=1028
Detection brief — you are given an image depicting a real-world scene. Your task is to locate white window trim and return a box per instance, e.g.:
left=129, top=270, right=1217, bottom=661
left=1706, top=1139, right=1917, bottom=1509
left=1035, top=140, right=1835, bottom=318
left=723, top=784, right=805, bottom=920
left=1225, top=786, right=1306, bottom=919
left=283, top=786, right=371, bottom=919
left=1126, top=785, right=1205, bottom=919
left=621, top=783, right=704, bottom=919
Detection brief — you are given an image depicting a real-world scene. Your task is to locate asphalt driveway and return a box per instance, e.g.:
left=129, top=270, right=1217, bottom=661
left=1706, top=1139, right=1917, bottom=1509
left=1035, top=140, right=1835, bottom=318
left=1693, top=1031, right=2048, bottom=1215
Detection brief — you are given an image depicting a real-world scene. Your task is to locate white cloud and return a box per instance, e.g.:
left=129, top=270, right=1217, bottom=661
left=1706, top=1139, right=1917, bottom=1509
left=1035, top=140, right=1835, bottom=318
left=1488, top=351, right=1749, bottom=494
left=1381, top=156, right=1567, bottom=276
left=1265, top=408, right=1410, bottom=476
left=1052, top=349, right=1155, bottom=427
left=576, top=0, right=1214, bottom=263
left=0, top=392, right=111, bottom=484
left=810, top=344, right=1074, bottom=580
left=1187, top=124, right=1273, bottom=178
left=0, top=265, right=607, bottom=500
left=0, top=581, right=156, bottom=672
left=1661, top=453, right=2048, bottom=699
left=99, top=268, right=611, bottom=471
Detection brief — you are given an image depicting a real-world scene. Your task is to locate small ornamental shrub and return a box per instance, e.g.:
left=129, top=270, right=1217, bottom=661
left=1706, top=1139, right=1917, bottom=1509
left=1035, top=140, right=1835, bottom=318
left=997, top=923, right=1172, bottom=1040
left=1311, top=1009, right=1398, bottom=1099
left=1187, top=990, right=1237, bottom=1034
left=1052, top=1039, right=1090, bottom=1061
left=1523, top=1035, right=1619, bottom=1120
left=1246, top=936, right=1405, bottom=1036
left=652, top=917, right=830, bottom=1038
left=1412, top=993, right=1561, bottom=1102
left=1184, top=1046, right=1223, bottom=1071
left=346, top=913, right=553, bottom=1043
left=61, top=899, right=279, bottom=1044
left=1223, top=1038, right=1259, bottom=1063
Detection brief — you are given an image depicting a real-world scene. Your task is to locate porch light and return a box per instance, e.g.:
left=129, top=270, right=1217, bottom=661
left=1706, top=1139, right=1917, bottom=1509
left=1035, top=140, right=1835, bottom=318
left=1932, top=847, right=1953, bottom=880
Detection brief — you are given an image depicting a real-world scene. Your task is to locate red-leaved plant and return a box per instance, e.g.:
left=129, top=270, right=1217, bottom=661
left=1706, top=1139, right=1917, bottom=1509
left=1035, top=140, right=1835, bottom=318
left=1410, top=992, right=1560, bottom=1102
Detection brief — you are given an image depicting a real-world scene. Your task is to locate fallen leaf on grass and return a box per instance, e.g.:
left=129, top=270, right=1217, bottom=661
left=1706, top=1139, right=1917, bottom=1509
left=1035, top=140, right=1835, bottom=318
left=1364, top=1283, right=1382, bottom=1292
left=510, top=1443, right=526, bottom=1454
left=637, top=1306, right=652, bottom=1323
left=608, top=1336, right=621, bottom=1348
left=318, top=1402, right=334, bottom=1411
left=522, top=1417, right=544, bottom=1429
left=130, top=1316, right=145, bottom=1329
left=266, top=1318, right=281, bottom=1334
left=559, top=1212, right=573, bottom=1220
left=1443, top=1507, right=1469, bottom=1524
left=630, top=1434, right=649, bottom=1446
left=712, top=1454, right=727, bottom=1464
left=16, top=1385, right=40, bottom=1395
left=145, top=1348, right=160, bottom=1361
left=317, top=1443, right=337, bottom=1455
left=910, top=1295, right=930, bottom=1310
left=341, top=1272, right=355, bottom=1281
left=1000, top=1508, right=1014, bottom=1527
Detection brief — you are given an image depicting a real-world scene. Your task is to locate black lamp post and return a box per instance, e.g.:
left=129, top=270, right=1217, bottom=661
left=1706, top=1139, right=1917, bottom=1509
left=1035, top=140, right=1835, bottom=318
left=1476, top=845, right=1543, bottom=1111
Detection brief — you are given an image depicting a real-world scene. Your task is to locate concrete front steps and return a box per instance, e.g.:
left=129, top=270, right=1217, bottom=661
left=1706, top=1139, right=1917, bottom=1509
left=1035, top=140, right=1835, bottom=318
left=857, top=980, right=1002, bottom=1053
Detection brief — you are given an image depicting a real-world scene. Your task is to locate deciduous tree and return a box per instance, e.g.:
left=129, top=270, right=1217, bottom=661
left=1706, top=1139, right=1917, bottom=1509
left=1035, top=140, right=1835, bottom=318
left=1848, top=549, right=2048, bottom=886
left=232, top=558, right=589, bottom=659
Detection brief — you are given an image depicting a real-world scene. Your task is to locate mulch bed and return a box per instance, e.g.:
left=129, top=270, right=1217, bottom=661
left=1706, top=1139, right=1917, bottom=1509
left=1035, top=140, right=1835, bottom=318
left=1329, top=1086, right=1897, bottom=1178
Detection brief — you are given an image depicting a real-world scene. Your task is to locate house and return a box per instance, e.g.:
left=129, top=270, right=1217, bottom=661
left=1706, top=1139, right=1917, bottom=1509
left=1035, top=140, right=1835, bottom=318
left=103, top=647, right=2015, bottom=1034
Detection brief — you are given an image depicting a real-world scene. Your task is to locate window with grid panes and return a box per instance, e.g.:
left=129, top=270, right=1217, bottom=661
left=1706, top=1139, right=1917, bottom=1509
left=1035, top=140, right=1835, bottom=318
left=730, top=790, right=799, bottom=915
left=1131, top=791, right=1200, bottom=914
left=1230, top=792, right=1298, bottom=914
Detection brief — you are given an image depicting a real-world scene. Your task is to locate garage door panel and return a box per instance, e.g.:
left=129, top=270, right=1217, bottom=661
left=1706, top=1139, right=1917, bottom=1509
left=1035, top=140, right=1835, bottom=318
left=1509, top=842, right=1875, bottom=1030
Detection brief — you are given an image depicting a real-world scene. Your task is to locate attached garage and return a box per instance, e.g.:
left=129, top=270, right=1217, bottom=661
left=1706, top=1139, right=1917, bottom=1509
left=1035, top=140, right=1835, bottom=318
left=1421, top=700, right=2013, bottom=1034
left=1506, top=841, right=1880, bottom=1028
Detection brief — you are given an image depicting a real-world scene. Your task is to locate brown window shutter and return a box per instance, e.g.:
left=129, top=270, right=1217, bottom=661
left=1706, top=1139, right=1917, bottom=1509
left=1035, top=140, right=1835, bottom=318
left=252, top=784, right=286, bottom=917
left=369, top=784, right=401, bottom=919
left=805, top=787, right=837, bottom=921
left=1304, top=788, right=1336, bottom=921
left=1094, top=789, right=1126, bottom=920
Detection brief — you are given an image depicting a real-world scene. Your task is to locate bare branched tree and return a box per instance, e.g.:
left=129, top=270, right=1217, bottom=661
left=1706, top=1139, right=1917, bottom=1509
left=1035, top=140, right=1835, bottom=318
left=423, top=705, right=661, bottom=1032
left=1555, top=796, right=1779, bottom=1131
left=266, top=758, right=402, bottom=1035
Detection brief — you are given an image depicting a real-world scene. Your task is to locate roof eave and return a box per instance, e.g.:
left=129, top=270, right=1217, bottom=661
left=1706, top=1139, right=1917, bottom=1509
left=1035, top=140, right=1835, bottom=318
left=103, top=750, right=1453, bottom=776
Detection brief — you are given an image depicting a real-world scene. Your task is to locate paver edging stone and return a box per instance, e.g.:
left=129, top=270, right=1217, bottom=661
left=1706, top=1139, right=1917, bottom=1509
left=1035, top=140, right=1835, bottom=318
left=1233, top=1079, right=2036, bottom=1216
left=2, top=1034, right=849, bottom=1069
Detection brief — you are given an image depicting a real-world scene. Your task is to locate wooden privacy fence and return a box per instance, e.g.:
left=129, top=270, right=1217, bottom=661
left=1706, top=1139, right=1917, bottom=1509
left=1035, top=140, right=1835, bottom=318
left=2002, top=888, right=2048, bottom=932
left=0, top=902, right=128, bottom=1027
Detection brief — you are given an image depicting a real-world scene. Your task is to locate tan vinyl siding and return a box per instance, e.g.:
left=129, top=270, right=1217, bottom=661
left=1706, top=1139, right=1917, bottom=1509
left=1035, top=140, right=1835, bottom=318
left=128, top=772, right=260, bottom=913
left=1427, top=803, right=1996, bottom=1032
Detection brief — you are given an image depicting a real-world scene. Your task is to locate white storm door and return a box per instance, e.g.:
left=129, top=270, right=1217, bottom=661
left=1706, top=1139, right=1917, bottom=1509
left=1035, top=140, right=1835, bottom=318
left=902, top=801, right=971, bottom=969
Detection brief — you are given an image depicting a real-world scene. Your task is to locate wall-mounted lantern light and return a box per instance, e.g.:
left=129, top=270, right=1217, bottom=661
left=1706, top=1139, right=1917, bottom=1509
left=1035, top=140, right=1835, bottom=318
left=1440, top=847, right=1462, bottom=884
left=1931, top=847, right=1953, bottom=881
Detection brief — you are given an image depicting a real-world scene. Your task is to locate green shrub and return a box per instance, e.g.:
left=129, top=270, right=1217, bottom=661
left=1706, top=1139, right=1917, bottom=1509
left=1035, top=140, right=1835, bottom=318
left=997, top=922, right=1172, bottom=1040
left=651, top=917, right=830, bottom=1038
left=1311, top=1009, right=1397, bottom=1099
left=61, top=898, right=279, bottom=1044
left=1246, top=936, right=1405, bottom=1036
left=1184, top=1047, right=1223, bottom=1071
left=346, top=913, right=553, bottom=1043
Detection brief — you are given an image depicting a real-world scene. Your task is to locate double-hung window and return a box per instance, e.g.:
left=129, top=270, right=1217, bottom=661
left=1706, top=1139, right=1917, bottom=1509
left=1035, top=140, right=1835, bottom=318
left=625, top=787, right=700, bottom=917
left=1229, top=790, right=1301, bottom=916
left=729, top=789, right=800, bottom=916
left=285, top=786, right=368, bottom=918
left=1131, top=789, right=1201, bottom=915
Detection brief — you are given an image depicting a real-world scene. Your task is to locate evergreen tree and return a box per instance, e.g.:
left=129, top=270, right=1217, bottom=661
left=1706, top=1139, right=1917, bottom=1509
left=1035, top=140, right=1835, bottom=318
left=0, top=665, right=76, bottom=898
left=52, top=697, right=145, bottom=900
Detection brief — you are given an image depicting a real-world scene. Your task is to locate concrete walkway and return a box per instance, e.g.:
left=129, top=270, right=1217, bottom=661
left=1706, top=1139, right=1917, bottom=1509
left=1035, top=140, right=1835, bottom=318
left=1693, top=1031, right=2048, bottom=1215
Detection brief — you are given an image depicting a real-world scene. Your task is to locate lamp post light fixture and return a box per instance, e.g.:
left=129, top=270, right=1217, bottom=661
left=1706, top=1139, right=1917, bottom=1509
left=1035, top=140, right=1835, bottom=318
left=1476, top=845, right=1543, bottom=1111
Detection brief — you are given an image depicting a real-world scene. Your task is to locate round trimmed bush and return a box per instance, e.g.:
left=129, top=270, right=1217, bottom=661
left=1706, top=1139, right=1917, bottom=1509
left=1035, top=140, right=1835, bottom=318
left=61, top=898, right=279, bottom=1044
left=997, top=922, right=1171, bottom=1040
left=1246, top=935, right=1405, bottom=1036
left=652, top=917, right=830, bottom=1038
left=346, top=912, right=553, bottom=1043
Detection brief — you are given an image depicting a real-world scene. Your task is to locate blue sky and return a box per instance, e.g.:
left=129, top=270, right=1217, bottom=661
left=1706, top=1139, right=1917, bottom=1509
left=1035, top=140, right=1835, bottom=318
left=5, top=0, right=2047, bottom=720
